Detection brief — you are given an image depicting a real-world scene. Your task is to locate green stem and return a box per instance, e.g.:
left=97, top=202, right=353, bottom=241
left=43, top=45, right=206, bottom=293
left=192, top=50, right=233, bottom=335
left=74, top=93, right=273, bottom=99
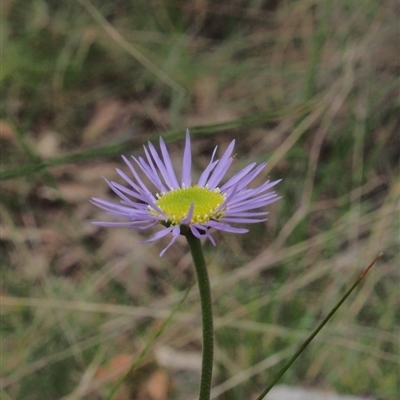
left=185, top=233, right=214, bottom=400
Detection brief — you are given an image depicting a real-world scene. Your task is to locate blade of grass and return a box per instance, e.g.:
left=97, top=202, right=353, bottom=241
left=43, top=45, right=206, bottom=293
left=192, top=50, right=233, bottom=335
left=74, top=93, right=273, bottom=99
left=76, top=0, right=185, bottom=96
left=255, top=253, right=382, bottom=400
left=0, top=102, right=314, bottom=181
left=303, top=1, right=331, bottom=101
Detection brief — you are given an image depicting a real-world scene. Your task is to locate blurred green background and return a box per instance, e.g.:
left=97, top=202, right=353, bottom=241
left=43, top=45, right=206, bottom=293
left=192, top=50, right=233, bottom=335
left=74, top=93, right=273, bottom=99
left=1, top=0, right=399, bottom=399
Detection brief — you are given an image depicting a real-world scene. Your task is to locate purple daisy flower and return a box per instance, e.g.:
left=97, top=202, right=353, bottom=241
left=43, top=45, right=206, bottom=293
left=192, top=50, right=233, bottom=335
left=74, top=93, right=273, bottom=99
left=91, top=130, right=281, bottom=256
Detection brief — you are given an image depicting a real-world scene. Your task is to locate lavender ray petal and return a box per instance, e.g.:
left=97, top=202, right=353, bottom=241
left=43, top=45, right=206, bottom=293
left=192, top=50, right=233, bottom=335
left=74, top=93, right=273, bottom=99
left=206, top=232, right=216, bottom=246
left=91, top=200, right=160, bottom=219
left=206, top=220, right=249, bottom=233
left=181, top=203, right=194, bottom=224
left=91, top=207, right=132, bottom=219
left=142, top=226, right=174, bottom=243
left=143, top=146, right=168, bottom=193
left=104, top=182, right=137, bottom=206
left=198, top=159, right=218, bottom=187
left=119, top=200, right=148, bottom=210
left=190, top=225, right=205, bottom=239
left=220, top=162, right=257, bottom=191
left=114, top=169, right=145, bottom=200
left=147, top=141, right=177, bottom=190
left=159, top=136, right=180, bottom=188
left=216, top=181, right=240, bottom=214
left=120, top=156, right=153, bottom=198
left=225, top=196, right=280, bottom=213
left=248, top=178, right=282, bottom=194
left=133, top=156, right=166, bottom=193
left=202, top=228, right=217, bottom=246
left=92, top=221, right=152, bottom=228
left=90, top=198, right=127, bottom=212
left=226, top=164, right=267, bottom=193
left=235, top=178, right=281, bottom=199
left=223, top=178, right=282, bottom=206
left=207, top=158, right=233, bottom=190
left=222, top=211, right=269, bottom=217
left=190, top=225, right=217, bottom=246
left=135, top=222, right=160, bottom=230
left=92, top=221, right=136, bottom=227
left=181, top=129, right=192, bottom=187
left=218, top=217, right=268, bottom=223
left=206, top=140, right=235, bottom=188
left=119, top=157, right=147, bottom=191
left=226, top=191, right=278, bottom=206
left=160, top=225, right=181, bottom=256
left=225, top=190, right=280, bottom=208
left=120, top=156, right=167, bottom=216
left=108, top=180, right=146, bottom=203
left=90, top=198, right=136, bottom=213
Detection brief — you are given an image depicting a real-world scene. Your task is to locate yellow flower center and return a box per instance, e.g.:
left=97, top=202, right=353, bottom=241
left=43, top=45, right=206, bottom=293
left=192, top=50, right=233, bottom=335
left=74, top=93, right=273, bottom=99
left=154, top=185, right=225, bottom=225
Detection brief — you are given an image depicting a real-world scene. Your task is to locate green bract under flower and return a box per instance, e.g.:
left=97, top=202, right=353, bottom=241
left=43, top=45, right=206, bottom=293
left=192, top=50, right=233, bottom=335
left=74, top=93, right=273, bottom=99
left=154, top=185, right=225, bottom=224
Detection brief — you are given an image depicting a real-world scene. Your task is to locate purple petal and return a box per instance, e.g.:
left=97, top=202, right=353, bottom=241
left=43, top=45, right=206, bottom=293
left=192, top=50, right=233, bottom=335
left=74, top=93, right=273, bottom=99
left=223, top=211, right=269, bottom=217
left=92, top=221, right=157, bottom=228
left=120, top=157, right=151, bottom=196
left=160, top=225, right=181, bottom=256
left=147, top=141, right=178, bottom=190
left=207, top=158, right=233, bottom=190
left=203, top=231, right=216, bottom=246
left=198, top=160, right=219, bottom=187
left=217, top=181, right=239, bottom=213
left=248, top=178, right=282, bottom=195
left=206, top=140, right=235, bottom=189
left=225, top=189, right=280, bottom=209
left=117, top=168, right=166, bottom=216
left=133, top=156, right=166, bottom=193
left=119, top=157, right=167, bottom=215
left=220, top=162, right=257, bottom=190
left=190, top=225, right=203, bottom=239
left=223, top=178, right=281, bottom=208
left=190, top=225, right=217, bottom=246
left=225, top=196, right=279, bottom=213
left=218, top=217, right=268, bottom=223
left=181, top=203, right=194, bottom=224
left=206, top=220, right=249, bottom=234
left=90, top=198, right=134, bottom=213
left=198, top=147, right=218, bottom=187
left=92, top=221, right=138, bottom=227
left=181, top=129, right=192, bottom=187
left=222, top=163, right=266, bottom=193
left=229, top=192, right=279, bottom=211
left=143, top=146, right=168, bottom=193
left=191, top=224, right=216, bottom=246
left=142, top=226, right=175, bottom=243
left=108, top=180, right=145, bottom=203
left=159, top=136, right=180, bottom=188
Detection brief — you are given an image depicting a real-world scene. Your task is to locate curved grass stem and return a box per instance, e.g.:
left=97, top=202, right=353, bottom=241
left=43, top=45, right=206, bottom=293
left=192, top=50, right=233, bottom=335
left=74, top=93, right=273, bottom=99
left=255, top=253, right=382, bottom=400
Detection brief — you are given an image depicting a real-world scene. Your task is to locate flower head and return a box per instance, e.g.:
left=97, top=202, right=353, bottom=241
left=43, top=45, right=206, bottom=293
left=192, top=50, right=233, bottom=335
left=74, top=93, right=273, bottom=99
left=91, top=130, right=281, bottom=256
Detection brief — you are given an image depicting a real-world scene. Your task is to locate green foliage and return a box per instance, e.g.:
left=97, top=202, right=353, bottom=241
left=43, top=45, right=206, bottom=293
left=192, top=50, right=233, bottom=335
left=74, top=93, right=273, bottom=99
left=1, top=0, right=398, bottom=399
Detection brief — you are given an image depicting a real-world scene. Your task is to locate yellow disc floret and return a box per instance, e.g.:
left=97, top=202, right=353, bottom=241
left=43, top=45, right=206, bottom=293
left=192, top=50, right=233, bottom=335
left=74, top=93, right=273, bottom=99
left=154, top=185, right=225, bottom=225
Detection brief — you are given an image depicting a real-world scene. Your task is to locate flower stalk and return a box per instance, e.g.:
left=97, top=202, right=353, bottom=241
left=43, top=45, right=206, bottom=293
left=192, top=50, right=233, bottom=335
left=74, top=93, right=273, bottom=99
left=185, top=232, right=214, bottom=400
